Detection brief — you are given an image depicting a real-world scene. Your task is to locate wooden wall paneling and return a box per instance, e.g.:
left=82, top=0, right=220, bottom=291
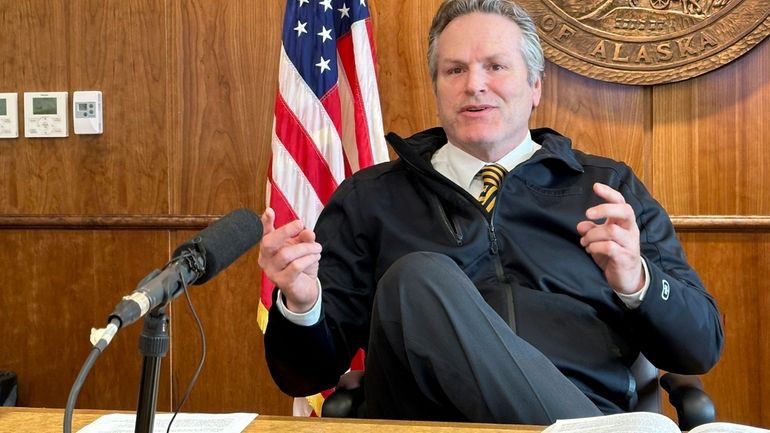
left=0, top=0, right=169, bottom=215
left=168, top=0, right=289, bottom=415
left=172, top=0, right=281, bottom=216
left=0, top=230, right=171, bottom=410
left=371, top=0, right=443, bottom=138
left=2, top=0, right=68, bottom=91
left=0, top=0, right=765, bottom=426
left=66, top=0, right=170, bottom=215
left=680, top=233, right=770, bottom=427
left=84, top=230, right=174, bottom=412
left=531, top=63, right=650, bottom=182
left=0, top=0, right=69, bottom=213
left=651, top=39, right=770, bottom=215
left=167, top=232, right=290, bottom=415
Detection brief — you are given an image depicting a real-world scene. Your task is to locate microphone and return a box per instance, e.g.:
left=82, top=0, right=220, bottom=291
left=108, top=208, right=263, bottom=328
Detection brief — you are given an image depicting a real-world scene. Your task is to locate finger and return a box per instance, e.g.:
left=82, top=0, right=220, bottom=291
left=585, top=183, right=632, bottom=223
left=583, top=238, right=613, bottom=256
left=579, top=223, right=634, bottom=248
left=259, top=242, right=321, bottom=283
left=592, top=182, right=626, bottom=204
left=280, top=252, right=322, bottom=278
left=274, top=241, right=322, bottom=267
left=271, top=253, right=322, bottom=293
left=261, top=208, right=276, bottom=235
left=297, top=228, right=317, bottom=244
left=261, top=219, right=306, bottom=254
left=576, top=220, right=597, bottom=237
left=582, top=241, right=623, bottom=271
left=585, top=202, right=635, bottom=224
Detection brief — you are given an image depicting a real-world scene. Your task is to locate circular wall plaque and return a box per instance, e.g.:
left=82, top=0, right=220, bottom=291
left=517, top=0, right=770, bottom=84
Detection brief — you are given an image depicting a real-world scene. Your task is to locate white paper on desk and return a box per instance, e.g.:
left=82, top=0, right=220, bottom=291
left=76, top=412, right=258, bottom=433
left=541, top=412, right=677, bottom=433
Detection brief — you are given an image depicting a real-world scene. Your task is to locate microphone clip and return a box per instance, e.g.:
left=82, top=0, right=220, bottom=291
left=173, top=240, right=207, bottom=285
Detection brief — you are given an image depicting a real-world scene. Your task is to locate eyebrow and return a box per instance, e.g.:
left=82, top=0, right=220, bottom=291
left=439, top=52, right=513, bottom=65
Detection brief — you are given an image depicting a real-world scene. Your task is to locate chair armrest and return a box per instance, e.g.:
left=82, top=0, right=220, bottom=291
left=321, top=371, right=366, bottom=418
left=321, top=386, right=365, bottom=418
left=660, top=373, right=715, bottom=430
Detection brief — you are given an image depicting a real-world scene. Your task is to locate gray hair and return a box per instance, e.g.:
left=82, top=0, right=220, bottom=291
left=427, top=0, right=545, bottom=87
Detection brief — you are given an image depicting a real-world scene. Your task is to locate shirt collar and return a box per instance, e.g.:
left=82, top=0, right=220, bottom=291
left=431, top=132, right=541, bottom=191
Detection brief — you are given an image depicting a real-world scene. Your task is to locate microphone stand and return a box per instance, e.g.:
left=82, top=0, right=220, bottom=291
left=131, top=253, right=203, bottom=433
left=134, top=306, right=169, bottom=433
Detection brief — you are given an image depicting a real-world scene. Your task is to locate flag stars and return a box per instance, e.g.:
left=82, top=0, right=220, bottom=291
left=360, top=0, right=367, bottom=6
left=316, top=56, right=331, bottom=73
left=298, top=0, right=309, bottom=6
left=317, top=26, right=333, bottom=43
left=294, top=20, right=308, bottom=37
left=338, top=3, right=350, bottom=19
left=320, top=0, right=332, bottom=11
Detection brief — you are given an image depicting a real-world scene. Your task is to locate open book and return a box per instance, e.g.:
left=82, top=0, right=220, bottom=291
left=542, top=412, right=769, bottom=433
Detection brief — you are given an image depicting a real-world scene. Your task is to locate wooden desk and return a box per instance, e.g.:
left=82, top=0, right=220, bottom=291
left=0, top=407, right=544, bottom=433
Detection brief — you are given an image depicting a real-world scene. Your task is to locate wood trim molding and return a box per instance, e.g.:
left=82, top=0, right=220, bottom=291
left=670, top=216, right=770, bottom=232
left=0, top=215, right=218, bottom=230
left=2, top=214, right=770, bottom=232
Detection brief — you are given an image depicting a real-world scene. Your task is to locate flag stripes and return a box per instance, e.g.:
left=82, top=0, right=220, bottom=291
left=261, top=0, right=389, bottom=415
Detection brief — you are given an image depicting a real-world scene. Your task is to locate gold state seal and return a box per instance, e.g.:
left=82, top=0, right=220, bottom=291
left=517, top=0, right=770, bottom=84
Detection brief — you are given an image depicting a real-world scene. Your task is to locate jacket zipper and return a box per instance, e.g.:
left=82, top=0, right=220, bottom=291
left=487, top=222, right=499, bottom=255
left=440, top=208, right=463, bottom=246
left=429, top=193, right=464, bottom=246
left=488, top=193, right=516, bottom=333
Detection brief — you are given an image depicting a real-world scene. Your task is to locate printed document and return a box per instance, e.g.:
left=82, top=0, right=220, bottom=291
left=77, top=412, right=257, bottom=433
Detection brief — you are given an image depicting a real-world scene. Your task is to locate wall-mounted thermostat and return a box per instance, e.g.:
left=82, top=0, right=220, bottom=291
left=0, top=93, right=19, bottom=138
left=24, top=92, right=68, bottom=138
left=73, top=90, right=103, bottom=135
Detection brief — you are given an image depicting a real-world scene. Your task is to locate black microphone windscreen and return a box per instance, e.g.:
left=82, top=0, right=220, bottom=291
left=173, top=208, right=263, bottom=285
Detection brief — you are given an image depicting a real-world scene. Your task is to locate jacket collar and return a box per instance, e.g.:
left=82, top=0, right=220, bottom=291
left=385, top=127, right=584, bottom=174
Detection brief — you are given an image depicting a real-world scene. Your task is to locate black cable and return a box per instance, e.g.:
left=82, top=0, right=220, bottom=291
left=165, top=275, right=207, bottom=433
left=64, top=250, right=206, bottom=433
left=63, top=318, right=121, bottom=433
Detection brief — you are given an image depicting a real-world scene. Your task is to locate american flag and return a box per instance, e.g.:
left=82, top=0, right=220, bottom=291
left=260, top=0, right=388, bottom=415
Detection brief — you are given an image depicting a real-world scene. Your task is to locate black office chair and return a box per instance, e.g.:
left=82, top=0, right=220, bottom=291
left=630, top=355, right=716, bottom=430
left=322, top=355, right=715, bottom=430
left=0, top=371, right=18, bottom=407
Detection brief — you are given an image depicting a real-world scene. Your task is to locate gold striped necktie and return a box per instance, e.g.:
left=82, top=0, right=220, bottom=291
left=477, top=163, right=508, bottom=212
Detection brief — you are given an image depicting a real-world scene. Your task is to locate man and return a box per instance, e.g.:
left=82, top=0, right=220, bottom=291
left=259, top=0, right=723, bottom=424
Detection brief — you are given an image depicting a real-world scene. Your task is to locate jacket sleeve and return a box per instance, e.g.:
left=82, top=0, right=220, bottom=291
left=264, top=178, right=377, bottom=396
left=619, top=172, right=724, bottom=374
left=264, top=296, right=347, bottom=396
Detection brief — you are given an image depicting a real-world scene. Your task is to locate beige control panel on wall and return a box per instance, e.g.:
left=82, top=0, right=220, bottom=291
left=24, top=92, right=68, bottom=138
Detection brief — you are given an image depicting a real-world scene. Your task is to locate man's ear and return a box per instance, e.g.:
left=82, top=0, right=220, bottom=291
left=531, top=77, right=542, bottom=110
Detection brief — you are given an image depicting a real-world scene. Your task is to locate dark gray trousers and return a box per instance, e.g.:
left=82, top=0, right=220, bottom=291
left=365, top=251, right=602, bottom=424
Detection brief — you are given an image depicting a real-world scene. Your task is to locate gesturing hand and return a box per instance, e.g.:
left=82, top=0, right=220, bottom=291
left=258, top=208, right=322, bottom=313
left=576, top=183, right=644, bottom=295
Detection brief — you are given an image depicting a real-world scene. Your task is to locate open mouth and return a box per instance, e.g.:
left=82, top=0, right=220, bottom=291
left=462, top=105, right=493, bottom=114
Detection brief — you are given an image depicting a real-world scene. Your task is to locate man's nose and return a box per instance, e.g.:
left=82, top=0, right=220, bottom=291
left=464, top=68, right=487, bottom=94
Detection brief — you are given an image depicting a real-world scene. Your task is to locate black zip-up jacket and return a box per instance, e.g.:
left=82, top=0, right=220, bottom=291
left=265, top=127, right=723, bottom=413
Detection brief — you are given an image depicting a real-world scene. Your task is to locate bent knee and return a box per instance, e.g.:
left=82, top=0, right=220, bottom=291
left=376, top=251, right=466, bottom=303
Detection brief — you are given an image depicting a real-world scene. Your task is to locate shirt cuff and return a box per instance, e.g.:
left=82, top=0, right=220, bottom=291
left=615, top=258, right=650, bottom=309
left=276, top=279, right=323, bottom=326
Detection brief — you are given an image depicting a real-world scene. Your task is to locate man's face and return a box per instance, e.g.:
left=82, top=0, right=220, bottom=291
left=435, top=12, right=542, bottom=161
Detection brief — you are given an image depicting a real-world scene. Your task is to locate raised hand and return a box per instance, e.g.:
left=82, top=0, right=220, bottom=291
left=576, top=183, right=644, bottom=295
left=258, top=208, right=322, bottom=313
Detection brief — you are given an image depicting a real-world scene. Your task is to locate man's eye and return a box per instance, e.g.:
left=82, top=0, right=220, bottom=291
left=490, top=64, right=504, bottom=71
left=447, top=67, right=463, bottom=75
